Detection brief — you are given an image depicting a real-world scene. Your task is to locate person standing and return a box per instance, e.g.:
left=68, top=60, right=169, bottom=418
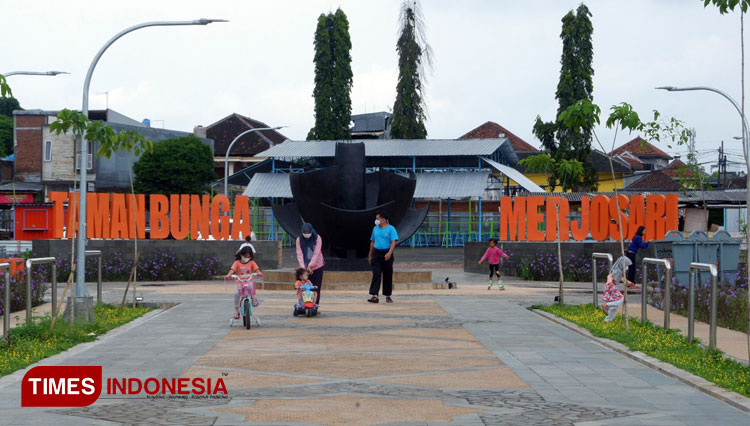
left=368, top=212, right=398, bottom=303
left=626, top=226, right=648, bottom=286
left=296, top=223, right=325, bottom=304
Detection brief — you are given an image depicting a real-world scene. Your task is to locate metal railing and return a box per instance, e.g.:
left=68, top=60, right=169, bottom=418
left=1, top=262, right=10, bottom=343
left=688, top=262, right=719, bottom=350
left=25, top=257, right=57, bottom=325
left=641, top=258, right=673, bottom=329
left=85, top=250, right=103, bottom=304
left=592, top=253, right=613, bottom=307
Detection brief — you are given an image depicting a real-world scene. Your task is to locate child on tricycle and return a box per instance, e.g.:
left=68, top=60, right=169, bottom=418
left=293, top=267, right=319, bottom=317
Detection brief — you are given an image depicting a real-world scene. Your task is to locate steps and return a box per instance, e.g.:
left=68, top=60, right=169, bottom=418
left=260, top=269, right=446, bottom=290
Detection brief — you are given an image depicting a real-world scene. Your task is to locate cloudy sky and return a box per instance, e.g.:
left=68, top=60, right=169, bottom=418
left=3, top=0, right=748, bottom=171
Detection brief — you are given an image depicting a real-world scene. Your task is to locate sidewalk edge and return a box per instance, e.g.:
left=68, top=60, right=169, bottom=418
left=0, top=306, right=172, bottom=390
left=531, top=308, right=750, bottom=414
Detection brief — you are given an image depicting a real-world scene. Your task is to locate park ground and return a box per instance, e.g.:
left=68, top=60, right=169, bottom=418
left=0, top=247, right=748, bottom=425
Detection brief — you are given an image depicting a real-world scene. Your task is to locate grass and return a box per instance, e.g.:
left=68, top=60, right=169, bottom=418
left=0, top=304, right=152, bottom=377
left=535, top=303, right=750, bottom=398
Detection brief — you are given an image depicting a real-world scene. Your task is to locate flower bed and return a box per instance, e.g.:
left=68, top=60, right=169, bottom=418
left=0, top=268, right=52, bottom=317
left=536, top=303, right=750, bottom=397
left=0, top=304, right=151, bottom=377
left=50, top=249, right=221, bottom=282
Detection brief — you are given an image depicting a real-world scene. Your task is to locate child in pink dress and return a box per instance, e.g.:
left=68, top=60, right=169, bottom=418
left=602, top=274, right=624, bottom=322
left=477, top=238, right=510, bottom=290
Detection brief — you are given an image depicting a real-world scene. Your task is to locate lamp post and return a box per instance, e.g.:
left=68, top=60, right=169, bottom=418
left=224, top=126, right=285, bottom=197
left=3, top=71, right=68, bottom=77
left=656, top=85, right=750, bottom=290
left=73, top=19, right=227, bottom=316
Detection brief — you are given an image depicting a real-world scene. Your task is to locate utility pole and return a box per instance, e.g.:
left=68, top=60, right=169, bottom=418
left=719, top=141, right=724, bottom=189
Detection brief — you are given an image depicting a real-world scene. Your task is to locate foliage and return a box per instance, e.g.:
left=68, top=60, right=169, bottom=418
left=0, top=268, right=51, bottom=317
left=0, top=304, right=151, bottom=376
left=0, top=115, right=12, bottom=157
left=391, top=1, right=432, bottom=139
left=307, top=8, right=353, bottom=141
left=0, top=97, right=21, bottom=117
left=51, top=249, right=222, bottom=282
left=675, top=153, right=711, bottom=194
left=50, top=108, right=153, bottom=160
left=704, top=0, right=750, bottom=13
left=133, top=136, right=214, bottom=195
left=519, top=154, right=584, bottom=191
left=0, top=75, right=11, bottom=98
left=538, top=303, right=750, bottom=397
left=533, top=4, right=597, bottom=191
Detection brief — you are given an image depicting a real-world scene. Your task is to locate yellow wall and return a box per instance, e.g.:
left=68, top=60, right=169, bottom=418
left=510, top=172, right=624, bottom=193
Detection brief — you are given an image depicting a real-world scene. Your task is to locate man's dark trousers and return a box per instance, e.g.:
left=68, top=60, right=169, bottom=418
left=369, top=249, right=394, bottom=296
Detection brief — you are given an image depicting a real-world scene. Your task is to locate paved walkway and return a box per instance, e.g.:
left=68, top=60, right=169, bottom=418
left=0, top=271, right=748, bottom=425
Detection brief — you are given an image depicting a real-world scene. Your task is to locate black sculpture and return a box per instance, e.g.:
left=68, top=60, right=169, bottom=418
left=272, top=142, right=429, bottom=270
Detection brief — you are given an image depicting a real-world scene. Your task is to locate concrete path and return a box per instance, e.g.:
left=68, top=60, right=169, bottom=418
left=0, top=271, right=748, bottom=425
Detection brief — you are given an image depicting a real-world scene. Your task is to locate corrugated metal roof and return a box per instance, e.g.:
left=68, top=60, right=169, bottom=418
left=414, top=172, right=489, bottom=199
left=482, top=157, right=545, bottom=192
left=242, top=173, right=292, bottom=198
left=243, top=172, right=492, bottom=199
left=0, top=182, right=43, bottom=192
left=256, top=139, right=508, bottom=159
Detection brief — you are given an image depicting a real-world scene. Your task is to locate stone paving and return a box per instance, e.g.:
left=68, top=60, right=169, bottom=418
left=0, top=263, right=748, bottom=425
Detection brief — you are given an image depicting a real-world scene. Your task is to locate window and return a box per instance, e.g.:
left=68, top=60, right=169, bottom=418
left=75, top=141, right=94, bottom=170
left=44, top=141, right=52, bottom=161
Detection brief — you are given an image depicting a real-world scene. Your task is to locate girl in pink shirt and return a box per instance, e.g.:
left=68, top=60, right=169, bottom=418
left=478, top=238, right=509, bottom=290
left=226, top=246, right=260, bottom=319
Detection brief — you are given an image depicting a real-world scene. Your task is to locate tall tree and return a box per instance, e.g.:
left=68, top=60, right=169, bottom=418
left=532, top=4, right=596, bottom=191
left=391, top=0, right=432, bottom=139
left=308, top=8, right=353, bottom=141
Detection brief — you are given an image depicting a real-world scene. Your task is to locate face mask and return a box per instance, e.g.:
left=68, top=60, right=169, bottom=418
left=303, top=233, right=311, bottom=239
left=241, top=257, right=251, bottom=263
left=374, top=219, right=381, bottom=226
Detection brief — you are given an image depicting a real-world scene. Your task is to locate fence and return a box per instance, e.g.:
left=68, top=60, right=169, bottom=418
left=251, top=205, right=501, bottom=248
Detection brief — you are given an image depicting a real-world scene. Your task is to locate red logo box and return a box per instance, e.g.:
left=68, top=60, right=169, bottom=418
left=22, top=366, right=102, bottom=407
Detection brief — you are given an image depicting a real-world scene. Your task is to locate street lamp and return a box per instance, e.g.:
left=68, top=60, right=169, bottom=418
left=3, top=71, right=68, bottom=77
left=224, top=126, right=286, bottom=197
left=656, top=85, right=750, bottom=278
left=73, top=19, right=227, bottom=314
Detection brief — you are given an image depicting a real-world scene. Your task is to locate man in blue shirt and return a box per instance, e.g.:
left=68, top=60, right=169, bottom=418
left=368, top=212, right=398, bottom=303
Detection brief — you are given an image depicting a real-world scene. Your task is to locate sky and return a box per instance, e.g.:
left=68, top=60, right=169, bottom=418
left=2, top=0, right=748, bottom=172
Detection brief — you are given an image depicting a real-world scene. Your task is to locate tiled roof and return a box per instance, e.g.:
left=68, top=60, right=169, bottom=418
left=616, top=154, right=644, bottom=170
left=611, top=136, right=672, bottom=159
left=626, top=171, right=679, bottom=191
left=207, top=113, right=288, bottom=157
left=459, top=121, right=539, bottom=152
left=663, top=159, right=690, bottom=178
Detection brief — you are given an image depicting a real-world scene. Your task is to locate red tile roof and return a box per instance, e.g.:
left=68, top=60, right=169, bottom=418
left=618, top=155, right=644, bottom=170
left=626, top=171, right=680, bottom=190
left=663, top=159, right=690, bottom=178
left=459, top=121, right=539, bottom=152
left=611, top=136, right=671, bottom=159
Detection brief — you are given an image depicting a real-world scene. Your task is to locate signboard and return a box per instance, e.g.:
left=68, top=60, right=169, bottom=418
left=0, top=193, right=34, bottom=204
left=499, top=194, right=678, bottom=242
left=49, top=192, right=252, bottom=240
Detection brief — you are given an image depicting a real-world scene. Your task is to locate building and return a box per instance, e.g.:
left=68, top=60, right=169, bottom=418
left=13, top=109, right=213, bottom=196
left=240, top=138, right=543, bottom=246
left=351, top=111, right=392, bottom=139
left=461, top=121, right=633, bottom=192
left=611, top=136, right=672, bottom=170
left=197, top=113, right=288, bottom=182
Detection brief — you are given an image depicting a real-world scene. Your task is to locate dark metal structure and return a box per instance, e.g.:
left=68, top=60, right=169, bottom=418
left=272, top=142, right=428, bottom=269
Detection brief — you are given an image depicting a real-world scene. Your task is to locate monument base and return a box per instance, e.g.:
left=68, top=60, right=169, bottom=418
left=261, top=269, right=445, bottom=291
left=62, top=296, right=95, bottom=323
